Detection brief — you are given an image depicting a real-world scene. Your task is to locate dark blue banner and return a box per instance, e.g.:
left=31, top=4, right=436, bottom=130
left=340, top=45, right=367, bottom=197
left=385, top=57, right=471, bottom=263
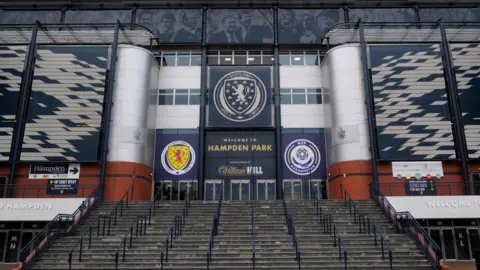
left=46, top=179, right=78, bottom=195
left=208, top=66, right=272, bottom=127
left=282, top=133, right=327, bottom=179
left=155, top=133, right=199, bottom=181
left=404, top=180, right=437, bottom=196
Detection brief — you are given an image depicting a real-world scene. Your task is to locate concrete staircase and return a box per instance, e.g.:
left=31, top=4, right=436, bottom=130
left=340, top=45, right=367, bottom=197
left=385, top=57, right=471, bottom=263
left=207, top=200, right=299, bottom=269
left=29, top=201, right=183, bottom=270
left=321, top=199, right=433, bottom=269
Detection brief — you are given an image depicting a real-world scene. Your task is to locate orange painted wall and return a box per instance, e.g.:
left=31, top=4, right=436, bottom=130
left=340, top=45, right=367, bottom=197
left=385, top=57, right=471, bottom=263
left=0, top=162, right=153, bottom=201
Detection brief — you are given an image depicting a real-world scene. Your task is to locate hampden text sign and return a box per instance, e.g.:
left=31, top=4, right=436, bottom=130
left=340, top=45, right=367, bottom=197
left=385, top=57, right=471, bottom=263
left=29, top=163, right=81, bottom=179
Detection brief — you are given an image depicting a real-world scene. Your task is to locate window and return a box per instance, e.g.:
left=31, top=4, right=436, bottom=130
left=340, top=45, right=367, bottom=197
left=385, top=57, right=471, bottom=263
left=154, top=51, right=202, bottom=67
left=158, top=89, right=201, bottom=105
left=207, top=50, right=274, bottom=65
left=280, top=88, right=323, bottom=104
left=280, top=50, right=321, bottom=65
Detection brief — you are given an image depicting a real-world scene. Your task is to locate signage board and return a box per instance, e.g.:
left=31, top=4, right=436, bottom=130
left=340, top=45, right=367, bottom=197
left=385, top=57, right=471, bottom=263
left=392, top=161, right=443, bottom=179
left=282, top=133, right=327, bottom=179
left=29, top=163, right=81, bottom=179
left=46, top=179, right=79, bottom=195
left=207, top=66, right=273, bottom=128
left=404, top=180, right=436, bottom=196
left=386, top=196, right=480, bottom=219
left=0, top=198, right=85, bottom=221
left=205, top=131, right=275, bottom=179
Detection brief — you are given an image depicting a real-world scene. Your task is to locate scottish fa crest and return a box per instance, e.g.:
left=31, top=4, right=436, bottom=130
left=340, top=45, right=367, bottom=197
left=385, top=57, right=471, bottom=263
left=213, top=71, right=267, bottom=122
left=161, top=141, right=196, bottom=175
left=284, top=139, right=321, bottom=176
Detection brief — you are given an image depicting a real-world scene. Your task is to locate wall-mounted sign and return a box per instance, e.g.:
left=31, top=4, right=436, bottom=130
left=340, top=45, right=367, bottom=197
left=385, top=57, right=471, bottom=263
left=46, top=179, right=79, bottom=195
left=392, top=161, right=443, bottom=179
left=404, top=180, right=436, bottom=196
left=29, top=163, right=80, bottom=179
left=282, top=133, right=327, bottom=179
left=205, top=131, right=275, bottom=179
left=0, top=198, right=85, bottom=221
left=207, top=66, right=272, bottom=128
left=332, top=125, right=360, bottom=146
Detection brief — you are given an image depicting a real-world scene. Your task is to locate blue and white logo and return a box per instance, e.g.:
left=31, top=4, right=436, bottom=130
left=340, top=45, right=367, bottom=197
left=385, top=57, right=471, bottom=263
left=213, top=71, right=267, bottom=122
left=284, top=139, right=321, bottom=176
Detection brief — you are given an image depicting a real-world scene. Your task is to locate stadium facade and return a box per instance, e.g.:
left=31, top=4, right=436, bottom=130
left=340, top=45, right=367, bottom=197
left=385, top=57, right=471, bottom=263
left=1, top=0, right=480, bottom=266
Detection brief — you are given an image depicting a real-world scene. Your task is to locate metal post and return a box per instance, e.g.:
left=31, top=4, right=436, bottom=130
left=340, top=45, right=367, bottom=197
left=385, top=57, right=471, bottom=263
left=98, top=20, right=121, bottom=200
left=438, top=19, right=471, bottom=195
left=6, top=21, right=40, bottom=198
left=358, top=19, right=379, bottom=184
left=197, top=6, right=208, bottom=200
left=273, top=7, right=283, bottom=200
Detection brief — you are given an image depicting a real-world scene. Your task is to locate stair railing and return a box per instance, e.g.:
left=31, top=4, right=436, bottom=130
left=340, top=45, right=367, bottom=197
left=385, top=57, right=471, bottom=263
left=160, top=191, right=192, bottom=270
left=341, top=184, right=394, bottom=269
left=340, top=183, right=365, bottom=233
left=68, top=215, right=111, bottom=270
left=251, top=198, right=256, bottom=270
left=282, top=187, right=301, bottom=269
left=311, top=184, right=348, bottom=269
left=370, top=183, right=442, bottom=269
left=20, top=184, right=101, bottom=269
left=111, top=184, right=135, bottom=226
left=207, top=187, right=223, bottom=270
left=114, top=215, right=148, bottom=269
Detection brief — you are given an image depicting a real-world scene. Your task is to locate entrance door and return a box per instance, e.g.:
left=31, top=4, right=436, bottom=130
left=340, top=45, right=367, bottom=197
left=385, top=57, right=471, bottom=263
left=178, top=180, right=197, bottom=200
left=283, top=180, right=303, bottom=200
left=205, top=180, right=223, bottom=201
left=257, top=180, right=276, bottom=200
left=311, top=180, right=327, bottom=200
left=231, top=180, right=250, bottom=200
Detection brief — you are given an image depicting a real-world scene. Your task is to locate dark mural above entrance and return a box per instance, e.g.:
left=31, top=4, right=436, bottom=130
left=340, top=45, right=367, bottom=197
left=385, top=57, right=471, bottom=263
left=205, top=131, right=275, bottom=179
left=207, top=66, right=273, bottom=128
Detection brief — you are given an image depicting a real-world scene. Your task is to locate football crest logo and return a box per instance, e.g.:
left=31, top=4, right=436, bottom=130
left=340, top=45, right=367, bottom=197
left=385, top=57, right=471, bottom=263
left=213, top=71, right=267, bottom=122
left=161, top=141, right=195, bottom=175
left=284, top=139, right=321, bottom=176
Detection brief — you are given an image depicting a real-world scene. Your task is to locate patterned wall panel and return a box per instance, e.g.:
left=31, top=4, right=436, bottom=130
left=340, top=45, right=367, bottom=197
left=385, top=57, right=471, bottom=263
left=370, top=44, right=456, bottom=160
left=451, top=43, right=480, bottom=159
left=20, top=46, right=108, bottom=162
left=0, top=46, right=26, bottom=162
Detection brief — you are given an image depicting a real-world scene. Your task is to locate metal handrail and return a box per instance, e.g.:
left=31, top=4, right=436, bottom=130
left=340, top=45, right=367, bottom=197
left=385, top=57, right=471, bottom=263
left=207, top=190, right=223, bottom=270
left=160, top=192, right=191, bottom=270
left=111, top=184, right=135, bottom=226
left=114, top=215, right=148, bottom=269
left=20, top=184, right=101, bottom=269
left=251, top=198, right=256, bottom=270
left=370, top=183, right=442, bottom=269
left=282, top=187, right=301, bottom=269
left=341, top=184, right=394, bottom=268
left=67, top=215, right=111, bottom=269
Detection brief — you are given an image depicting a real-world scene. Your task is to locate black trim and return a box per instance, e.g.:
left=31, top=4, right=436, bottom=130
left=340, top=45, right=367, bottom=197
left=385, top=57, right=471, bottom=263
left=6, top=21, right=40, bottom=198
left=273, top=7, right=283, bottom=200
left=438, top=19, right=471, bottom=195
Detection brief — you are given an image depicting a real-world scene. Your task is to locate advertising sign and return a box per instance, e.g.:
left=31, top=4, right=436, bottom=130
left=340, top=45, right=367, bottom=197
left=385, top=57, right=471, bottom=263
left=392, top=161, right=444, bottom=179
left=155, top=133, right=199, bottom=181
left=404, top=180, right=437, bottom=196
left=0, top=198, right=85, bottom=221
left=208, top=66, right=272, bottom=127
left=29, top=163, right=80, bottom=180
left=205, top=131, right=275, bottom=179
left=46, top=179, right=79, bottom=195
left=282, top=133, right=327, bottom=179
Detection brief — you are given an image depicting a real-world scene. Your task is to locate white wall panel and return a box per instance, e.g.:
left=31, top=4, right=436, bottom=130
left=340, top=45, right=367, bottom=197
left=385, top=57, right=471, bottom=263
left=156, top=105, right=199, bottom=129
left=158, top=66, right=201, bottom=89
left=280, top=66, right=322, bottom=88
left=108, top=45, right=159, bottom=167
left=281, top=105, right=325, bottom=128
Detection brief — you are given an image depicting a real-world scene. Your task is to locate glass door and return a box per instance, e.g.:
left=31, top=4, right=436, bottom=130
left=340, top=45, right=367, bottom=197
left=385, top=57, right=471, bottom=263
left=311, top=179, right=327, bottom=200
left=230, top=180, right=250, bottom=200
left=205, top=180, right=223, bottom=201
left=283, top=180, right=303, bottom=200
left=178, top=180, right=197, bottom=200
left=257, top=180, right=276, bottom=200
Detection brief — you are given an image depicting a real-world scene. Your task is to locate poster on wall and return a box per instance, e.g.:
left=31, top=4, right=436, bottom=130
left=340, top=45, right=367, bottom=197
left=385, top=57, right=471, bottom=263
left=155, top=133, right=199, bottom=181
left=207, top=66, right=272, bottom=128
left=46, top=179, right=78, bottom=195
left=392, top=161, right=444, bottom=180
left=404, top=180, right=437, bottom=196
left=282, top=133, right=327, bottom=179
left=205, top=131, right=275, bottom=179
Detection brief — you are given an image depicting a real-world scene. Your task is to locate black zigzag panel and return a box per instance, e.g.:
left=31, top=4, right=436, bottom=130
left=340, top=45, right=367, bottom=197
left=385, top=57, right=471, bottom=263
left=0, top=46, right=26, bottom=162
left=370, top=44, right=456, bottom=160
left=451, top=43, right=480, bottom=159
left=20, top=46, right=108, bottom=162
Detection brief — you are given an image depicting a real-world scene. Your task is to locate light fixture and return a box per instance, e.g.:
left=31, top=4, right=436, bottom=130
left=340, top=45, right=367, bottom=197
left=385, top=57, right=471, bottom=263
left=294, top=57, right=301, bottom=61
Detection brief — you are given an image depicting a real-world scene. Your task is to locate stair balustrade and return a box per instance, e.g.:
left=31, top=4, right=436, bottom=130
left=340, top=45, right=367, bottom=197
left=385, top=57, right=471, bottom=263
left=207, top=187, right=223, bottom=270
left=341, top=184, right=394, bottom=269
left=114, top=215, right=148, bottom=269
left=160, top=192, right=191, bottom=270
left=282, top=188, right=301, bottom=270
left=370, top=183, right=442, bottom=269
left=251, top=198, right=256, bottom=270
left=20, top=184, right=102, bottom=269
left=311, top=185, right=348, bottom=269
